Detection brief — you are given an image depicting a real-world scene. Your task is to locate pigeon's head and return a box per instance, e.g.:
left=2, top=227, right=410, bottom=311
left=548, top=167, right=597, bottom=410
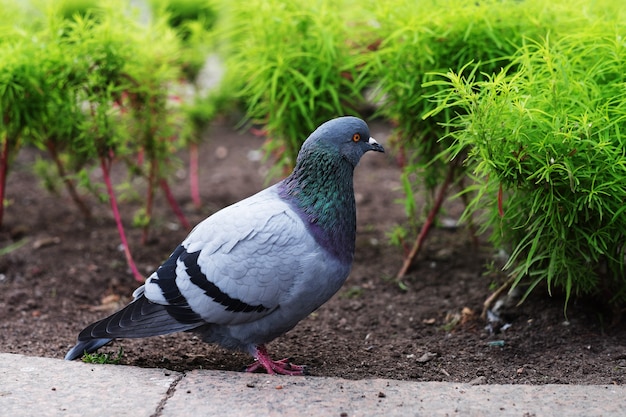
left=299, top=116, right=384, bottom=167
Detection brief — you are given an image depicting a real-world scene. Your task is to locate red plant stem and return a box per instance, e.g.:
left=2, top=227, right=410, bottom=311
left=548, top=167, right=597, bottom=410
left=396, top=163, right=456, bottom=279
left=100, top=155, right=144, bottom=282
left=189, top=143, right=201, bottom=209
left=142, top=158, right=156, bottom=245
left=0, top=136, right=10, bottom=228
left=159, top=178, right=191, bottom=231
left=136, top=147, right=144, bottom=167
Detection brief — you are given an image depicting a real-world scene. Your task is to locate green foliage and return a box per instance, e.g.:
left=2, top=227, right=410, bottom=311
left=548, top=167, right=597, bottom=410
left=33, top=156, right=60, bottom=193
left=428, top=24, right=626, bottom=307
left=368, top=0, right=626, bottom=291
left=120, top=16, right=182, bottom=174
left=150, top=0, right=218, bottom=39
left=81, top=347, right=124, bottom=365
left=132, top=207, right=151, bottom=228
left=341, top=285, right=364, bottom=299
left=8, top=1, right=191, bottom=199
left=223, top=0, right=374, bottom=175
left=372, top=0, right=591, bottom=240
left=150, top=0, right=219, bottom=80
left=53, top=9, right=134, bottom=163
left=54, top=0, right=105, bottom=21
left=180, top=85, right=234, bottom=145
left=0, top=238, right=29, bottom=256
left=0, top=0, right=211, bottom=259
left=0, top=33, right=47, bottom=147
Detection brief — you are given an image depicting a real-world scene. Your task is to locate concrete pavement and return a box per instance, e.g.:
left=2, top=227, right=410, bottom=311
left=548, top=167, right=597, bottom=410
left=1, top=353, right=625, bottom=416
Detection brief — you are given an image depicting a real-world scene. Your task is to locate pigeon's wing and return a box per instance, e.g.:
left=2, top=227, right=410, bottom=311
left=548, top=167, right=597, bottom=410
left=143, top=186, right=319, bottom=326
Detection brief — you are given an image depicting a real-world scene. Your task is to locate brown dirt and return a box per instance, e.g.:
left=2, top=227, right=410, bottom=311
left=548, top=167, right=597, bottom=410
left=1, top=120, right=625, bottom=384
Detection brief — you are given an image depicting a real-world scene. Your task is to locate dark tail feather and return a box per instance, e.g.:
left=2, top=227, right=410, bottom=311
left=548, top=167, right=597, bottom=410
left=64, top=338, right=112, bottom=360
left=64, top=294, right=203, bottom=360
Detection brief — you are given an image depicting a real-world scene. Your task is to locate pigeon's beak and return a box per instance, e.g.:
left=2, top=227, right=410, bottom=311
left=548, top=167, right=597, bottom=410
left=368, top=137, right=385, bottom=153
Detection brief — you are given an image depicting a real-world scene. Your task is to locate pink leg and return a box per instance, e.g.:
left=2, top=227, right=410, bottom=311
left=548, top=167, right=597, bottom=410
left=245, top=345, right=307, bottom=376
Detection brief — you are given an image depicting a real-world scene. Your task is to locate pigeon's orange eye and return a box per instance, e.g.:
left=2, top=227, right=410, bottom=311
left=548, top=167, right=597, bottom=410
left=352, top=133, right=361, bottom=142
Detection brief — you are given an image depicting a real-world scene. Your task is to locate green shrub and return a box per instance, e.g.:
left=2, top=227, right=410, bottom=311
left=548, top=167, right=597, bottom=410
left=149, top=0, right=218, bottom=40
left=0, top=1, right=190, bottom=278
left=150, top=0, right=219, bottom=80
left=372, top=0, right=551, bottom=275
left=222, top=0, right=374, bottom=175
left=55, top=0, right=105, bottom=21
left=429, top=26, right=626, bottom=308
left=372, top=0, right=623, bottom=276
left=0, top=25, right=51, bottom=226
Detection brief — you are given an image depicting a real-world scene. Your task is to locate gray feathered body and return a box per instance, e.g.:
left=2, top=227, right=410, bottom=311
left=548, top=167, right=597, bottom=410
left=156, top=182, right=353, bottom=353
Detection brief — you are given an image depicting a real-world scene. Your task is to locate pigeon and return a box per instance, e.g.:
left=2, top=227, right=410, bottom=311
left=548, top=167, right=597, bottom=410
left=65, top=116, right=384, bottom=375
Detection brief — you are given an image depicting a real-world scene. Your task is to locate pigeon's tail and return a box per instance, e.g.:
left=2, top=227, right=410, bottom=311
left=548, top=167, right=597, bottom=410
left=64, top=338, right=113, bottom=360
left=64, top=294, right=203, bottom=360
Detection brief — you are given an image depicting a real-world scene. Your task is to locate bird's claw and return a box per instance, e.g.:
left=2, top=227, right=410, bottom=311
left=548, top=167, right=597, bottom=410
left=246, top=345, right=308, bottom=375
left=245, top=357, right=308, bottom=376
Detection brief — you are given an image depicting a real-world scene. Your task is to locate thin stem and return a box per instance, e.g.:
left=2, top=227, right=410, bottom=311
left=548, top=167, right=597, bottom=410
left=396, top=163, right=456, bottom=279
left=47, top=141, right=92, bottom=219
left=142, top=157, right=156, bottom=245
left=481, top=275, right=517, bottom=319
left=0, top=135, right=10, bottom=228
left=100, top=155, right=144, bottom=282
left=189, top=142, right=201, bottom=209
left=159, top=178, right=191, bottom=231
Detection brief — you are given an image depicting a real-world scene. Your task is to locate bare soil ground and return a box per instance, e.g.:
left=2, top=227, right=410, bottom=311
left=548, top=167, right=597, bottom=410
left=1, top=120, right=625, bottom=384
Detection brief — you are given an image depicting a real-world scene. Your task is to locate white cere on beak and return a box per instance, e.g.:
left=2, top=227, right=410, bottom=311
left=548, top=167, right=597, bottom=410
left=367, top=136, right=385, bottom=153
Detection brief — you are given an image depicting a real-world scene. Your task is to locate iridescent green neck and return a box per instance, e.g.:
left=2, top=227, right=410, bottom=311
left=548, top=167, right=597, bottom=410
left=278, top=147, right=356, bottom=264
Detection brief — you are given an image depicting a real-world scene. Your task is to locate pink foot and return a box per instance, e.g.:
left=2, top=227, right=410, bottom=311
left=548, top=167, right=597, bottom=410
left=245, top=345, right=307, bottom=376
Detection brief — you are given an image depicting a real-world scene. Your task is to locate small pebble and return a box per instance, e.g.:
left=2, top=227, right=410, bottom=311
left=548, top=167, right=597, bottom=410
left=215, top=146, right=228, bottom=159
left=416, top=352, right=438, bottom=363
left=469, top=376, right=487, bottom=385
